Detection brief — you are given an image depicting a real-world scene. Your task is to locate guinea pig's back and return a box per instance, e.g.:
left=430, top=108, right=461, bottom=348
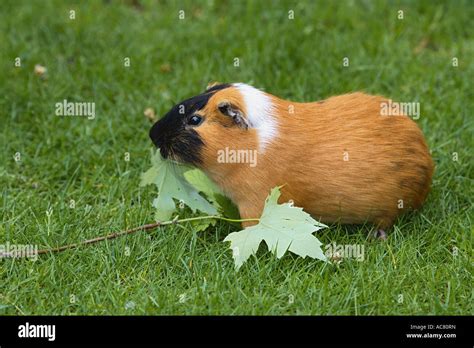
left=275, top=92, right=434, bottom=228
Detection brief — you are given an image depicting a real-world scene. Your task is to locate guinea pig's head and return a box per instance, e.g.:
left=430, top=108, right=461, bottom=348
left=149, top=83, right=276, bottom=169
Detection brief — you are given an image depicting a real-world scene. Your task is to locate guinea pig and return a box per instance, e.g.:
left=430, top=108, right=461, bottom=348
left=149, top=83, right=434, bottom=235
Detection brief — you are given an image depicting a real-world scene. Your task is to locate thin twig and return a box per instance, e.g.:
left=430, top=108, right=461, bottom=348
left=0, top=215, right=259, bottom=258
left=36, top=221, right=163, bottom=255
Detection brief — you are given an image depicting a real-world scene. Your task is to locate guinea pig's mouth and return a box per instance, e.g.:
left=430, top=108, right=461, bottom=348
left=157, top=145, right=190, bottom=167
left=159, top=146, right=179, bottom=162
left=150, top=128, right=204, bottom=166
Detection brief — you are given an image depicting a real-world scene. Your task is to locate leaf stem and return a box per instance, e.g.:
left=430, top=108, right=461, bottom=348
left=0, top=215, right=259, bottom=258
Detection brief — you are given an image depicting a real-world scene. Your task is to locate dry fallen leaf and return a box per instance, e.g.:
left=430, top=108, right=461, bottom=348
left=34, top=64, right=47, bottom=76
left=329, top=251, right=343, bottom=264
left=193, top=8, right=203, bottom=19
left=414, top=38, right=429, bottom=54
left=414, top=37, right=438, bottom=54
left=144, top=107, right=157, bottom=122
left=159, top=63, right=172, bottom=73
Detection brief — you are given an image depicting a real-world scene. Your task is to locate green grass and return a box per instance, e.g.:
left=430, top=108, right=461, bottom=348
left=0, top=0, right=472, bottom=315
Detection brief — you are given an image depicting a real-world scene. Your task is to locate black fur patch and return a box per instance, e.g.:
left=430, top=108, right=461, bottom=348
left=206, top=83, right=231, bottom=93
left=149, top=84, right=231, bottom=166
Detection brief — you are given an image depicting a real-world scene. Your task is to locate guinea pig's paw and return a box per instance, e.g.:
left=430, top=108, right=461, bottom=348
left=371, top=229, right=388, bottom=241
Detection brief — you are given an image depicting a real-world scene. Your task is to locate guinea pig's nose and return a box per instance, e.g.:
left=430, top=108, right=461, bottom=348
left=149, top=122, right=171, bottom=160
left=149, top=122, right=164, bottom=148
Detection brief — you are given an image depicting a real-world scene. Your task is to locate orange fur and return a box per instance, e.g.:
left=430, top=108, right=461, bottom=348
left=194, top=87, right=434, bottom=229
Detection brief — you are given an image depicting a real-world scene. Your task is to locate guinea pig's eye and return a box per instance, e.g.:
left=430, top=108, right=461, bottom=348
left=187, top=115, right=203, bottom=126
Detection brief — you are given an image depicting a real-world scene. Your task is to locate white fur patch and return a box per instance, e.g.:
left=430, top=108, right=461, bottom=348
left=233, top=83, right=278, bottom=152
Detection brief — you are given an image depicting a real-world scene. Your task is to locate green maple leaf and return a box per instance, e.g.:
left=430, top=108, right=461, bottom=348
left=184, top=168, right=240, bottom=220
left=183, top=168, right=222, bottom=203
left=224, top=187, right=328, bottom=270
left=140, top=151, right=217, bottom=220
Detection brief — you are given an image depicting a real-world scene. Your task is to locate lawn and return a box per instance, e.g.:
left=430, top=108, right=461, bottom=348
left=0, top=0, right=472, bottom=315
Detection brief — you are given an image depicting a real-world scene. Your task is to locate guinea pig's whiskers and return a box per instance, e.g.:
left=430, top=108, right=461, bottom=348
left=167, top=147, right=181, bottom=165
left=169, top=158, right=182, bottom=166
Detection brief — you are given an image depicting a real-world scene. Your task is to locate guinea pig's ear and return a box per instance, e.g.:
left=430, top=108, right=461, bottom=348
left=217, top=101, right=248, bottom=129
